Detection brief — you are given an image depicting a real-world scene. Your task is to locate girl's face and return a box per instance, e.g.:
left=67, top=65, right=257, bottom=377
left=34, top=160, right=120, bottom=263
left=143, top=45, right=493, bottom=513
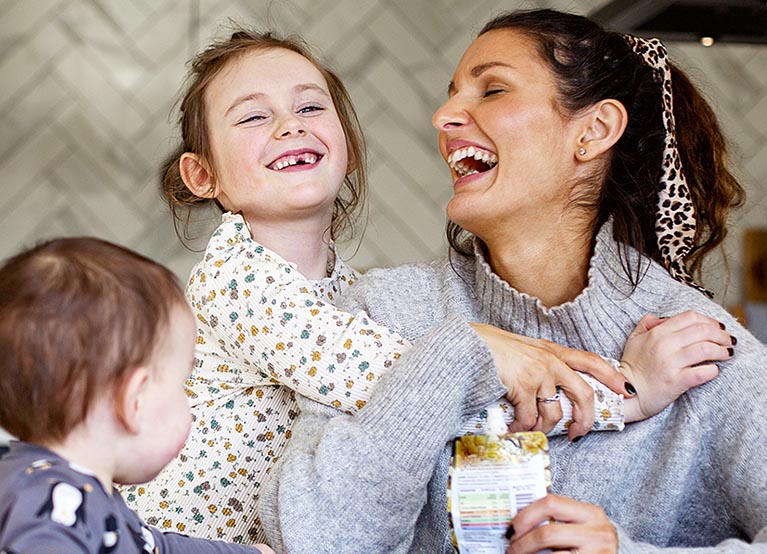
left=432, top=30, right=585, bottom=240
left=204, top=48, right=348, bottom=226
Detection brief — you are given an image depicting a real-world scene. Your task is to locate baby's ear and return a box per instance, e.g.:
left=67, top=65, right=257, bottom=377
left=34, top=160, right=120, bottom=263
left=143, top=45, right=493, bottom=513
left=114, top=367, right=150, bottom=434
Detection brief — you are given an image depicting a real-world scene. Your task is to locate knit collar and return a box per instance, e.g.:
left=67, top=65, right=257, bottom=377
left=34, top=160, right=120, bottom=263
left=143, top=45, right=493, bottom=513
left=468, top=219, right=675, bottom=354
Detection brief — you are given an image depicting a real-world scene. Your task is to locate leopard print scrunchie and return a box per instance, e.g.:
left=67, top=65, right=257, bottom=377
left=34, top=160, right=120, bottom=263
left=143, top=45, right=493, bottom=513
left=625, top=35, right=713, bottom=298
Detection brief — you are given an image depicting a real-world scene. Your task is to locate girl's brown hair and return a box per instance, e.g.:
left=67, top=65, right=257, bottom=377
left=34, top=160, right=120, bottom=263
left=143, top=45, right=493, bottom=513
left=162, top=28, right=367, bottom=245
left=0, top=238, right=187, bottom=443
left=449, top=9, right=745, bottom=288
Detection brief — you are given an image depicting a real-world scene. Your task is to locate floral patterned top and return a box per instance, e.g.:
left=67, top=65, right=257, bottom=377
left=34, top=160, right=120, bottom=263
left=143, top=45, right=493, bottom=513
left=123, top=212, right=624, bottom=545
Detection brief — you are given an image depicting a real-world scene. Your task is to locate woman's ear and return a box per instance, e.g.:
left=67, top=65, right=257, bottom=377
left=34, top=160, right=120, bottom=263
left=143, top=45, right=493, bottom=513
left=114, top=367, right=150, bottom=435
left=179, top=153, right=216, bottom=197
left=575, top=99, right=628, bottom=161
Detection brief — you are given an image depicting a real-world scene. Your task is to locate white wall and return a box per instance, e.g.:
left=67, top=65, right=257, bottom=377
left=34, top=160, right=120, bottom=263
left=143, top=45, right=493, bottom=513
left=0, top=0, right=765, bottom=307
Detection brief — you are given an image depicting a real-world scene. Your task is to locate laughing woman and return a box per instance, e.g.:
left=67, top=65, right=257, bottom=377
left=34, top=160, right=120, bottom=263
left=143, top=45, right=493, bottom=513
left=259, top=9, right=767, bottom=554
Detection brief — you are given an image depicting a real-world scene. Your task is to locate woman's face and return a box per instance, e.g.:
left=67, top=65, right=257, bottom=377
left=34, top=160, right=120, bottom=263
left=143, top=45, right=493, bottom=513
left=432, top=30, right=585, bottom=239
left=203, top=48, right=348, bottom=225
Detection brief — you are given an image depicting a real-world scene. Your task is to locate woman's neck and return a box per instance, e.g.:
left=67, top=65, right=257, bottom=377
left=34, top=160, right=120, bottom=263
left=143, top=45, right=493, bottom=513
left=244, top=215, right=334, bottom=280
left=482, top=217, right=594, bottom=308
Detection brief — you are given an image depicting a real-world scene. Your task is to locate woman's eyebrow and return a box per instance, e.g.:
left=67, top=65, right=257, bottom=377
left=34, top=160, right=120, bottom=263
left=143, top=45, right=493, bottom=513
left=471, top=61, right=514, bottom=77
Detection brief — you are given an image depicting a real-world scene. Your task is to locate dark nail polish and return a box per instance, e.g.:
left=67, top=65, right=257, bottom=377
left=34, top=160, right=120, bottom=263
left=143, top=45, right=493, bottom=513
left=625, top=381, right=636, bottom=395
left=731, top=336, right=737, bottom=346
left=505, top=523, right=515, bottom=539
left=572, top=435, right=584, bottom=444
left=728, top=347, right=734, bottom=357
left=719, top=322, right=726, bottom=330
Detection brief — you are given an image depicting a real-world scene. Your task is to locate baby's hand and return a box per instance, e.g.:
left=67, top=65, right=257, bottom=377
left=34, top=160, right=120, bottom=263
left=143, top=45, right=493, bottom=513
left=621, top=311, right=734, bottom=422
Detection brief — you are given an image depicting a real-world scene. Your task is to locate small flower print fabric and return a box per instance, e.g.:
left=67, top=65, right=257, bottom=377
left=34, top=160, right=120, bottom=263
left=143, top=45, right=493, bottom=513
left=122, top=213, right=407, bottom=544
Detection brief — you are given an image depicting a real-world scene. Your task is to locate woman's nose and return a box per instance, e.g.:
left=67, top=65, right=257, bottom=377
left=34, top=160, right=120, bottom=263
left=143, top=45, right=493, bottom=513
left=432, top=97, right=470, bottom=131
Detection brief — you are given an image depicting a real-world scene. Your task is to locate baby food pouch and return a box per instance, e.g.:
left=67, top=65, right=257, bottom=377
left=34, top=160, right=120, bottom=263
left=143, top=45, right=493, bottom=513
left=448, top=406, right=551, bottom=553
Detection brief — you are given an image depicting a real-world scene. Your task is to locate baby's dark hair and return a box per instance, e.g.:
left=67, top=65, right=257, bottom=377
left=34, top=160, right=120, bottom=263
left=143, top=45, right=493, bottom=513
left=0, top=237, right=187, bottom=443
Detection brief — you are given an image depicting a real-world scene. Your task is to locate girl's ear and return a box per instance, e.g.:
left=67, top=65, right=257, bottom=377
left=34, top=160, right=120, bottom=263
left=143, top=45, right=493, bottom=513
left=179, top=153, right=216, bottom=198
left=575, top=99, right=628, bottom=161
left=114, top=367, right=150, bottom=435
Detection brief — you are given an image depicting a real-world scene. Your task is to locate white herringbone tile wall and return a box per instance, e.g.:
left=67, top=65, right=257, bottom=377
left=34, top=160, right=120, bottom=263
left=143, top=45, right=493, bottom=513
left=1, top=0, right=765, bottom=309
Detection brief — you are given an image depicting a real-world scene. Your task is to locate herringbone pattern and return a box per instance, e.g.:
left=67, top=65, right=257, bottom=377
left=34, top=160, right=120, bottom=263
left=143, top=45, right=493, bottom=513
left=0, top=0, right=765, bottom=305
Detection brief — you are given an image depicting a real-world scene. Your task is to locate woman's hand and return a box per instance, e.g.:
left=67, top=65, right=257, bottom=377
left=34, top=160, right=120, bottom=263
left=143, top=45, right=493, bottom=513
left=469, top=324, right=632, bottom=440
left=507, top=494, right=617, bottom=554
left=621, top=311, right=734, bottom=422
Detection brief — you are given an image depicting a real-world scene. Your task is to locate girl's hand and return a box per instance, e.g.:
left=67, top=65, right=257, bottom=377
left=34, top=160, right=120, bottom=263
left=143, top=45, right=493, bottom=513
left=507, top=494, right=617, bottom=554
left=621, top=311, right=734, bottom=422
left=470, top=324, right=631, bottom=440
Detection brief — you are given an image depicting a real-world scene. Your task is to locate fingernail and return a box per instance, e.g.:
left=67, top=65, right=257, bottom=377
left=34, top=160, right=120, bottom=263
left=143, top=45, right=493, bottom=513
left=731, top=336, right=737, bottom=346
left=505, top=523, right=515, bottom=539
left=719, top=322, right=726, bottom=330
left=572, top=435, right=584, bottom=444
left=728, top=347, right=734, bottom=357
left=625, top=381, right=636, bottom=395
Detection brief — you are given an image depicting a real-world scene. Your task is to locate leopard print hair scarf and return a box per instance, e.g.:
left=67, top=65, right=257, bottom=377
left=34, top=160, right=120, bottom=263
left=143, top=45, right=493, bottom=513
left=625, top=35, right=713, bottom=298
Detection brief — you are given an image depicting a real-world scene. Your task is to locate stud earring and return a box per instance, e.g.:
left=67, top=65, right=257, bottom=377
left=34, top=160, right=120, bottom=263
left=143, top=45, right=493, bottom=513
left=578, top=148, right=586, bottom=156
left=208, top=184, right=216, bottom=196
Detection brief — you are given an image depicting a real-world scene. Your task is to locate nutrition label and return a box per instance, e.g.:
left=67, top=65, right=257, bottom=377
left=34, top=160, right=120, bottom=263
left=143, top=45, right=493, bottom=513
left=448, top=431, right=550, bottom=554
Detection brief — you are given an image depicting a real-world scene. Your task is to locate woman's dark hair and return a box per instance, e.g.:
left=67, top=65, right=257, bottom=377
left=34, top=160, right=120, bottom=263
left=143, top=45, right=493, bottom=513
left=448, top=9, right=744, bottom=287
left=162, top=27, right=367, bottom=246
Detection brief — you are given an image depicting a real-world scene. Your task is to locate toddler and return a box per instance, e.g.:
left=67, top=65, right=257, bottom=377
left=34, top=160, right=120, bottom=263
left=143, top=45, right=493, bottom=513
left=0, top=237, right=273, bottom=554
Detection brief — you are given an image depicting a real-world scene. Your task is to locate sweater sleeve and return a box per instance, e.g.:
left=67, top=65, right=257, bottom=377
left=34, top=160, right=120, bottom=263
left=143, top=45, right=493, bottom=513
left=188, top=235, right=408, bottom=413
left=259, top=314, right=507, bottom=554
left=616, top=331, right=767, bottom=552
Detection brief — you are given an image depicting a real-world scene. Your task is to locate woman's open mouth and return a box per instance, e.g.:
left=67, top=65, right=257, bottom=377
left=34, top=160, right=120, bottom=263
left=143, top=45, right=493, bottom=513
left=448, top=146, right=498, bottom=177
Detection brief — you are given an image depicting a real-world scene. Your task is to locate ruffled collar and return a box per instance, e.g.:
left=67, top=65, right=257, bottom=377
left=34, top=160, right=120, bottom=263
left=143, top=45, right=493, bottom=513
left=213, top=212, right=357, bottom=285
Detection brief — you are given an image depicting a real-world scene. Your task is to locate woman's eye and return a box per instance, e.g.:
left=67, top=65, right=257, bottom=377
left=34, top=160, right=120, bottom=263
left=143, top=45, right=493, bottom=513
left=298, top=105, right=324, bottom=114
left=483, top=89, right=504, bottom=97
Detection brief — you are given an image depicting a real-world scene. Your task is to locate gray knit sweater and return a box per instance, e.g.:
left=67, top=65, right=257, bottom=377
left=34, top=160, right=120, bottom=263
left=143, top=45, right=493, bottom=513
left=259, top=223, right=767, bottom=553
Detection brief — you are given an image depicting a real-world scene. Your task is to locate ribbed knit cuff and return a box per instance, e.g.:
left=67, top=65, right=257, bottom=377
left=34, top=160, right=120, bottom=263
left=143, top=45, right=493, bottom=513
left=355, top=314, right=506, bottom=475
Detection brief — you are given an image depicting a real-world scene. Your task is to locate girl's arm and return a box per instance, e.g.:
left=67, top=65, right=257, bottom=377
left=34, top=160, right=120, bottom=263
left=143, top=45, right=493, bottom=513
left=193, top=219, right=623, bottom=435
left=191, top=225, right=407, bottom=414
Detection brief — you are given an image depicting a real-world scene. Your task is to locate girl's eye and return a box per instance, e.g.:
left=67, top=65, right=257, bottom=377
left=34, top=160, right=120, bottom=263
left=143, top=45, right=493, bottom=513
left=237, top=114, right=267, bottom=125
left=483, top=89, right=505, bottom=98
left=298, top=105, right=324, bottom=114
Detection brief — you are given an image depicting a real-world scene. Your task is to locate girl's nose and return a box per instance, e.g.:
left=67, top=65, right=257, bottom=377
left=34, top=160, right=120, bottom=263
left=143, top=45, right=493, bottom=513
left=275, top=114, right=306, bottom=138
left=432, top=96, right=470, bottom=131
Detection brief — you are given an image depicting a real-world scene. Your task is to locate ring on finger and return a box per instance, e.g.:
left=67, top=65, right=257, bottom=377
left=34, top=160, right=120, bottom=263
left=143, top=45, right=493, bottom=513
left=536, top=393, right=561, bottom=405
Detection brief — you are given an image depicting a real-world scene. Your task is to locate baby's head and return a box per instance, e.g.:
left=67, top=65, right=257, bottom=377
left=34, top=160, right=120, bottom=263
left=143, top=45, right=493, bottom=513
left=163, top=28, right=367, bottom=243
left=0, top=237, right=195, bottom=484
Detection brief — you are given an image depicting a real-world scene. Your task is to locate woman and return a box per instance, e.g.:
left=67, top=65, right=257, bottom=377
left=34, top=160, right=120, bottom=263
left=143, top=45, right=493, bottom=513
left=258, top=9, right=765, bottom=553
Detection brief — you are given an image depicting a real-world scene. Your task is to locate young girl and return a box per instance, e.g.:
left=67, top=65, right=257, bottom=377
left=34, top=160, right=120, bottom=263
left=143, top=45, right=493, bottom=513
left=123, top=29, right=732, bottom=544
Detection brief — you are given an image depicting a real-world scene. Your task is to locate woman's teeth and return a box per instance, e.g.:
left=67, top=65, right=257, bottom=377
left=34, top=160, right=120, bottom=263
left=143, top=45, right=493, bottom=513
left=448, top=146, right=498, bottom=177
left=270, top=153, right=319, bottom=170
